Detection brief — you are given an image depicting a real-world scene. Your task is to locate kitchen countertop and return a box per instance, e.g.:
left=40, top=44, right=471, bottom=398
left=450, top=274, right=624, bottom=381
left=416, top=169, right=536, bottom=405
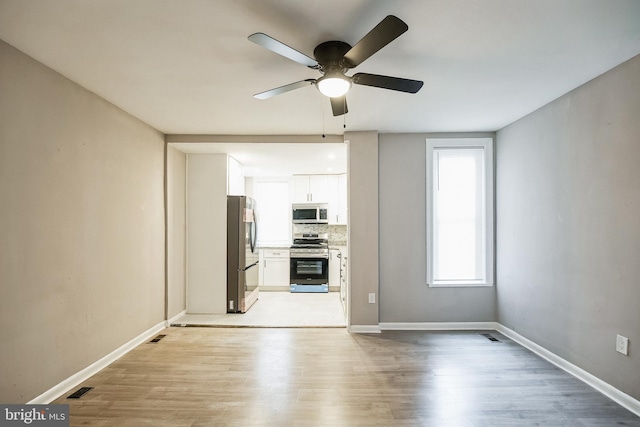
left=259, top=244, right=347, bottom=250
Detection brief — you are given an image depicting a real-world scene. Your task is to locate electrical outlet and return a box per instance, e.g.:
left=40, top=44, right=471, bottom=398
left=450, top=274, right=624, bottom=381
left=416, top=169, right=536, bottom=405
left=616, top=335, right=629, bottom=355
left=368, top=293, right=376, bottom=304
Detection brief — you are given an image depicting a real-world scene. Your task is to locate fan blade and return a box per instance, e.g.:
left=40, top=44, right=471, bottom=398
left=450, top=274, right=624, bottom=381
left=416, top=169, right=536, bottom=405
left=352, top=73, right=423, bottom=93
left=343, top=15, right=408, bottom=67
left=248, top=33, right=319, bottom=68
left=330, top=96, right=348, bottom=116
left=254, top=79, right=315, bottom=99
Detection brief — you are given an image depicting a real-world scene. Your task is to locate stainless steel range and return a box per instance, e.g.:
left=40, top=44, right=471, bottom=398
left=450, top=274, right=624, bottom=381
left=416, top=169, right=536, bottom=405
left=290, top=233, right=329, bottom=292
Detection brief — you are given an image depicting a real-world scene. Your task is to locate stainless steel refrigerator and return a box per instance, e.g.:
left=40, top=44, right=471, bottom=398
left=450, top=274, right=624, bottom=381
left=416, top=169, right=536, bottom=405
left=227, top=195, right=259, bottom=313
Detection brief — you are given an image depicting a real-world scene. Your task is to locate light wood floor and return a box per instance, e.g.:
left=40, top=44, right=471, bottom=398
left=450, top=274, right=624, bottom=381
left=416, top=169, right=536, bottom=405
left=54, top=328, right=640, bottom=426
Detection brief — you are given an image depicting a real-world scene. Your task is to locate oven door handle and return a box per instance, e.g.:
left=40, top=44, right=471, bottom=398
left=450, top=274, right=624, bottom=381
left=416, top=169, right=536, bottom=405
left=290, top=254, right=329, bottom=259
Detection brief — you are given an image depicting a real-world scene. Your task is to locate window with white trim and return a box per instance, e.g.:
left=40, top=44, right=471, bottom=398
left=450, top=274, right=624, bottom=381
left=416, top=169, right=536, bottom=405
left=426, top=138, right=494, bottom=287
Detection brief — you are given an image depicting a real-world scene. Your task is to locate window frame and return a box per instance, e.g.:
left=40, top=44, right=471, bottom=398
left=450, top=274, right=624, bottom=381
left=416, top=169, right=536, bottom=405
left=426, top=137, right=494, bottom=287
left=252, top=177, right=293, bottom=247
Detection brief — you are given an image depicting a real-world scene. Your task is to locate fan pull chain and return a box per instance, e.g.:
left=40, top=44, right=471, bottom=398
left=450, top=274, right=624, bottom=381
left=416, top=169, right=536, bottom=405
left=343, top=98, right=347, bottom=129
left=322, top=94, right=326, bottom=138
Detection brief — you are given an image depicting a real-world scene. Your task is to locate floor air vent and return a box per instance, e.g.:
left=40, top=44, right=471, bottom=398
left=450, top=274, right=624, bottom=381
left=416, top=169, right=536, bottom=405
left=67, top=386, right=93, bottom=399
left=149, top=334, right=166, bottom=343
left=481, top=333, right=500, bottom=342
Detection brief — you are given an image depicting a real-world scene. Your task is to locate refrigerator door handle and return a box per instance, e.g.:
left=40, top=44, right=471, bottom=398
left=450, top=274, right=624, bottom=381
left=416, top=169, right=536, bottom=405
left=251, top=215, right=258, bottom=253
left=239, top=260, right=259, bottom=272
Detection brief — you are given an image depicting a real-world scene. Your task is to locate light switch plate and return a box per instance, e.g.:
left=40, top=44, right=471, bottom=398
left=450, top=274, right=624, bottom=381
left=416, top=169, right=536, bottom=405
left=368, top=293, right=375, bottom=304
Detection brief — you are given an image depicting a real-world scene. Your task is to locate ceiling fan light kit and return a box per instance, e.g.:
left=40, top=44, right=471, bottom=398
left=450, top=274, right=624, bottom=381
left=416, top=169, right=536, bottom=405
left=316, top=73, right=352, bottom=98
left=249, top=15, right=423, bottom=116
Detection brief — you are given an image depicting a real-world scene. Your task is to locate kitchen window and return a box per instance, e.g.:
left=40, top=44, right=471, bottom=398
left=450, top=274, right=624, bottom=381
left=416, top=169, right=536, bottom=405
left=253, top=178, right=291, bottom=247
left=426, top=138, right=494, bottom=287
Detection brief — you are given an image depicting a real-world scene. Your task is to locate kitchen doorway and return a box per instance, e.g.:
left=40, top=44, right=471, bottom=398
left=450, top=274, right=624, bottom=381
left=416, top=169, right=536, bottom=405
left=167, top=139, right=349, bottom=328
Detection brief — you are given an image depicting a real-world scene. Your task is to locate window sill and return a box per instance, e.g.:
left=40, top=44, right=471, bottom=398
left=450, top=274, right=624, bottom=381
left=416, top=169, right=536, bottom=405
left=428, top=281, right=494, bottom=288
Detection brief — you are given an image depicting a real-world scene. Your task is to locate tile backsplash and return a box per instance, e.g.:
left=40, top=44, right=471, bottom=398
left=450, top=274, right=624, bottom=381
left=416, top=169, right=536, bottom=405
left=293, top=224, right=347, bottom=246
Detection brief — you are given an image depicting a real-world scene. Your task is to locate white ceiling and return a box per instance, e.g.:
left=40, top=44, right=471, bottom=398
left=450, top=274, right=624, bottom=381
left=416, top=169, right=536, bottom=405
left=1, top=0, right=639, bottom=173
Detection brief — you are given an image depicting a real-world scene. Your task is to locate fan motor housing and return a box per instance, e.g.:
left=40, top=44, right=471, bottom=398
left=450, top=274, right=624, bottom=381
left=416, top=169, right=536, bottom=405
left=313, top=41, right=352, bottom=74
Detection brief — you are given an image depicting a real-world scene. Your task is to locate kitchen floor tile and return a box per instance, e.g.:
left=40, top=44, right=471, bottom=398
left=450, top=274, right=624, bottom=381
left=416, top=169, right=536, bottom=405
left=173, top=291, right=346, bottom=328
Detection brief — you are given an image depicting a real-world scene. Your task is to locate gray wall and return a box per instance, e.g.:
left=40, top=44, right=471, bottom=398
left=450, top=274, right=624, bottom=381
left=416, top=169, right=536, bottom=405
left=167, top=145, right=186, bottom=318
left=346, top=131, right=380, bottom=327
left=496, top=54, right=640, bottom=399
left=0, top=40, right=165, bottom=403
left=379, top=133, right=497, bottom=323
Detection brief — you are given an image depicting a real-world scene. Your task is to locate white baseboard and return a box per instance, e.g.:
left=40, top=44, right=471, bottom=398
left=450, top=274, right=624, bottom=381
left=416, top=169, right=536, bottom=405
left=166, top=309, right=187, bottom=326
left=27, top=318, right=640, bottom=417
left=380, top=322, right=498, bottom=331
left=349, top=324, right=381, bottom=334
left=28, top=320, right=166, bottom=404
left=495, top=324, right=640, bottom=417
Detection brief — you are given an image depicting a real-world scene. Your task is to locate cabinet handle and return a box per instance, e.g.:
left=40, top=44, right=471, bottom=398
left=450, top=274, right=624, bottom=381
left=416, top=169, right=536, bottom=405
left=264, top=260, right=266, bottom=268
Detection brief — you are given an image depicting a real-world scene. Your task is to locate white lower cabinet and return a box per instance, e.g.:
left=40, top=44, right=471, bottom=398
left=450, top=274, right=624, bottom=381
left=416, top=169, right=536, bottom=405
left=259, top=249, right=290, bottom=290
left=329, top=248, right=342, bottom=291
left=340, top=252, right=347, bottom=312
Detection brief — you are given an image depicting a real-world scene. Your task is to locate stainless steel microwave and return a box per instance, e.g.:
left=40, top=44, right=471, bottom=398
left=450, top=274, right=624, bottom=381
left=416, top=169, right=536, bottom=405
left=292, top=203, right=328, bottom=224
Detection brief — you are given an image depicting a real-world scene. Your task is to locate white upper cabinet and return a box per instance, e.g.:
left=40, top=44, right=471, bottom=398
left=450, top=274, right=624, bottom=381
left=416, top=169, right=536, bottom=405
left=326, top=174, right=347, bottom=224
left=227, top=156, right=245, bottom=195
left=326, top=175, right=339, bottom=224
left=292, top=175, right=309, bottom=202
left=293, top=175, right=330, bottom=203
left=293, top=174, right=346, bottom=224
left=337, top=173, right=347, bottom=224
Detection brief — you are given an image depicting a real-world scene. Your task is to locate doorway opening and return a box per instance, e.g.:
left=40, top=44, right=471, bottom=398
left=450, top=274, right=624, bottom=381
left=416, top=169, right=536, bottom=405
left=167, top=141, right=348, bottom=328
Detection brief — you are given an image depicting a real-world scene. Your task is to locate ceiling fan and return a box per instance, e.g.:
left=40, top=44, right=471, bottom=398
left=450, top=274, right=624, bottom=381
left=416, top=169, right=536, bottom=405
left=249, top=15, right=423, bottom=116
